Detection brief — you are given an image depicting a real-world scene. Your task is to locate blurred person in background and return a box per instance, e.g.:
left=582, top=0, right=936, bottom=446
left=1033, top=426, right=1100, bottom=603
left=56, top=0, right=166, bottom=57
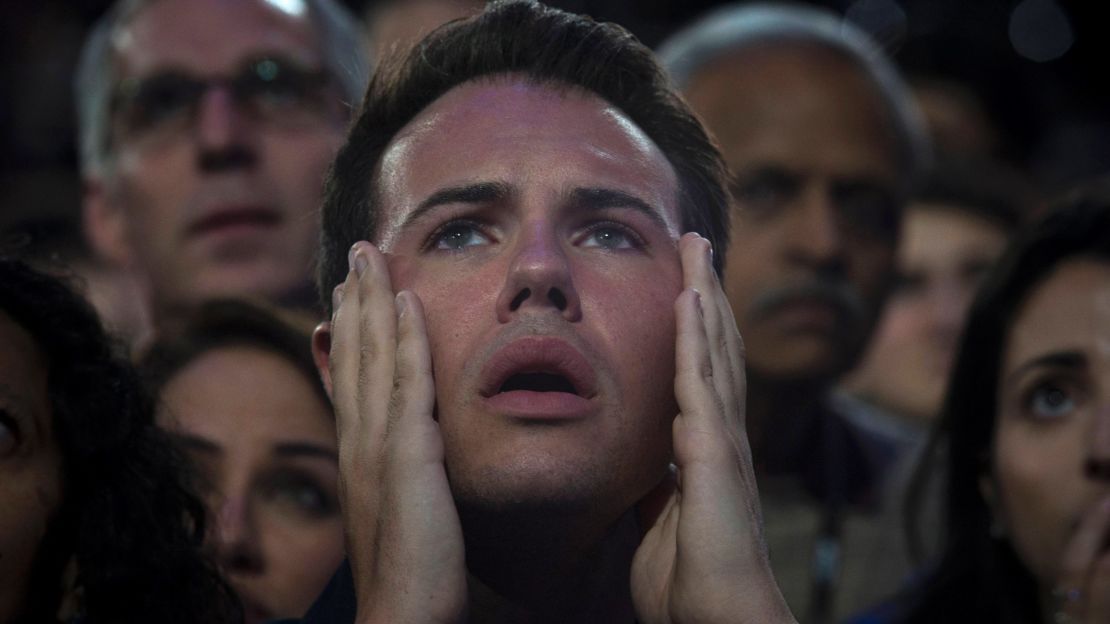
left=0, top=256, right=238, bottom=624
left=862, top=192, right=1110, bottom=623
left=140, top=299, right=344, bottom=624
left=658, top=4, right=928, bottom=621
left=835, top=157, right=1027, bottom=608
left=842, top=157, right=1026, bottom=428
left=75, top=0, right=369, bottom=333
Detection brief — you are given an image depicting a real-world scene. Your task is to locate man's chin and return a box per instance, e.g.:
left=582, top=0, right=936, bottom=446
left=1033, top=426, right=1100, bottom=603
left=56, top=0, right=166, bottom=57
left=448, top=457, right=636, bottom=521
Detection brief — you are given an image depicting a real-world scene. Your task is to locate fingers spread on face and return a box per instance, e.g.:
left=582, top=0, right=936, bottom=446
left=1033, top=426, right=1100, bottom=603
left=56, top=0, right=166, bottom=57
left=330, top=242, right=399, bottom=445
left=678, top=233, right=746, bottom=431
left=387, top=291, right=437, bottom=457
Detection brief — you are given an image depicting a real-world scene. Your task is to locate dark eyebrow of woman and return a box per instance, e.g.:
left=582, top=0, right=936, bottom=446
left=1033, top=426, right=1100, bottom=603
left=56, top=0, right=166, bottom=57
left=174, top=433, right=222, bottom=456
left=1005, top=350, right=1087, bottom=385
left=273, top=442, right=338, bottom=462
left=402, top=181, right=513, bottom=230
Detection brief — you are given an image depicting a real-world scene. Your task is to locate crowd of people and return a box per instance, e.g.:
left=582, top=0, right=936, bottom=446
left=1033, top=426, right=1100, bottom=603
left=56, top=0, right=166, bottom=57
left=1, top=0, right=1106, bottom=623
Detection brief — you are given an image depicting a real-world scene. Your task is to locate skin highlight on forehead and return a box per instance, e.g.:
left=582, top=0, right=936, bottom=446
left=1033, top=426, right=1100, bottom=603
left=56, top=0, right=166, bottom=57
left=374, top=77, right=682, bottom=250
left=113, top=0, right=323, bottom=76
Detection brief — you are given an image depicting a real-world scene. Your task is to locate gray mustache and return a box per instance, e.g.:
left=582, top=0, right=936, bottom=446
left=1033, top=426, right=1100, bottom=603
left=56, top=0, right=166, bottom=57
left=747, top=280, right=867, bottom=326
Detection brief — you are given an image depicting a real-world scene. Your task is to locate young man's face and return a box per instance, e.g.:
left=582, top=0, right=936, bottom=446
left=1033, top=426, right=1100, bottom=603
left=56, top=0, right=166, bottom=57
left=374, top=79, right=684, bottom=520
left=90, top=0, right=347, bottom=316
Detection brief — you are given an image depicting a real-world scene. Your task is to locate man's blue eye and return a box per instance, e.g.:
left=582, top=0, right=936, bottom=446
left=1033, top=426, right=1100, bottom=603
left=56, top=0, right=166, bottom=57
left=433, top=222, right=489, bottom=250
left=581, top=225, right=638, bottom=250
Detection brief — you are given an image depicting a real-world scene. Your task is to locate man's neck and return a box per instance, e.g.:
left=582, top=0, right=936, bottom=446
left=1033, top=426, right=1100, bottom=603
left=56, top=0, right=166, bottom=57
left=746, top=372, right=829, bottom=475
left=460, top=504, right=640, bottom=623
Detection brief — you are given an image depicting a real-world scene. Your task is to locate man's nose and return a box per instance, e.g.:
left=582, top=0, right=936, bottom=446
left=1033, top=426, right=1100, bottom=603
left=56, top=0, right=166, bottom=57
left=195, top=86, right=257, bottom=172
left=1086, top=404, right=1110, bottom=481
left=495, top=225, right=582, bottom=323
left=212, top=493, right=265, bottom=574
left=783, top=186, right=847, bottom=275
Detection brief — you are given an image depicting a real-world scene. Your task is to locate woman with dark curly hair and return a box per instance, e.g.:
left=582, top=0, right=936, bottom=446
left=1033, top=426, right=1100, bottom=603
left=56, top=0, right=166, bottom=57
left=0, top=257, right=240, bottom=623
left=868, top=194, right=1110, bottom=623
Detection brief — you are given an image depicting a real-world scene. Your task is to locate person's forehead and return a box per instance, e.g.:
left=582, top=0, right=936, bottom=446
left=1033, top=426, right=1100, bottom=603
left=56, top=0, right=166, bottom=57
left=375, top=77, right=681, bottom=239
left=1005, top=259, right=1110, bottom=370
left=114, top=0, right=323, bottom=77
left=685, top=44, right=897, bottom=176
left=163, top=345, right=334, bottom=443
left=902, top=205, right=1008, bottom=256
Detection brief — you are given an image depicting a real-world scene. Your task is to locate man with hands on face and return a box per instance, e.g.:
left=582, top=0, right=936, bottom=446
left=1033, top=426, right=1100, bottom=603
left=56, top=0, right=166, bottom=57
left=301, top=2, right=796, bottom=622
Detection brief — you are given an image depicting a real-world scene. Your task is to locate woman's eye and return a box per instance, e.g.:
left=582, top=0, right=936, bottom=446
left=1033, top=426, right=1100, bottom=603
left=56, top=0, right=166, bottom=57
left=580, top=224, right=640, bottom=250
left=261, top=473, right=338, bottom=518
left=432, top=222, right=490, bottom=251
left=1025, top=382, right=1077, bottom=420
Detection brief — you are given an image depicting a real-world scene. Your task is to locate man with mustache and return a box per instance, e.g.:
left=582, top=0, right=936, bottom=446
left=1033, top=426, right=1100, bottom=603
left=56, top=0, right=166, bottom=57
left=301, top=1, right=796, bottom=622
left=659, top=5, right=928, bottom=621
left=76, top=0, right=368, bottom=330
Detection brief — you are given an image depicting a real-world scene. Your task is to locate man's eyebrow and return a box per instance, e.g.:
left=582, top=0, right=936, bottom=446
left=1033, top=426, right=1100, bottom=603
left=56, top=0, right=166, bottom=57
left=567, top=187, right=671, bottom=231
left=273, top=442, right=339, bottom=462
left=174, top=433, right=222, bottom=456
left=401, top=181, right=513, bottom=230
left=1005, top=350, right=1087, bottom=386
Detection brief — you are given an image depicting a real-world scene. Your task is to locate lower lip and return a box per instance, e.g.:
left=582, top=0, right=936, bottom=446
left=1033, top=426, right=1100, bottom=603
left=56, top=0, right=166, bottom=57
left=483, top=391, right=595, bottom=420
left=772, top=301, right=840, bottom=330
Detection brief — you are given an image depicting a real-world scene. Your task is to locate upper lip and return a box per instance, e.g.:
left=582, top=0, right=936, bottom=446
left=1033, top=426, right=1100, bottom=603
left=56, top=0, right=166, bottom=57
left=479, top=336, right=599, bottom=399
left=187, top=205, right=282, bottom=236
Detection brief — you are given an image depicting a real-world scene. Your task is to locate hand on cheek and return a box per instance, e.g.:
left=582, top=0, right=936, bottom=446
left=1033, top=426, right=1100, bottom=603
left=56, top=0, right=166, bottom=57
left=630, top=233, right=795, bottom=624
left=1052, top=495, right=1110, bottom=623
left=330, top=241, right=467, bottom=624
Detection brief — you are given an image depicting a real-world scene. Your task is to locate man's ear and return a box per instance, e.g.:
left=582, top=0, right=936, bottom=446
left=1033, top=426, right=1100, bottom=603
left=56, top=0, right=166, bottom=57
left=83, top=177, right=133, bottom=266
left=312, top=321, right=334, bottom=401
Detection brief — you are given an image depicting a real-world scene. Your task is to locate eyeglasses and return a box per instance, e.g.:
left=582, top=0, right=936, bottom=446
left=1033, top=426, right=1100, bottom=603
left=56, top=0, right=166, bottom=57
left=110, top=55, right=340, bottom=144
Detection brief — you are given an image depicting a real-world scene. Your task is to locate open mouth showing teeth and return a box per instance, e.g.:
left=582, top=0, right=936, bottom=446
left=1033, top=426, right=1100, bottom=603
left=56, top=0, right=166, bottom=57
left=499, top=372, right=578, bottom=395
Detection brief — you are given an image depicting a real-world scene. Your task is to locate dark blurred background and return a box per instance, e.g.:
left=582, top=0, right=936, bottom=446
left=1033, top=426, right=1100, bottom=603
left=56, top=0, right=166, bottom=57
left=3, top=0, right=1106, bottom=233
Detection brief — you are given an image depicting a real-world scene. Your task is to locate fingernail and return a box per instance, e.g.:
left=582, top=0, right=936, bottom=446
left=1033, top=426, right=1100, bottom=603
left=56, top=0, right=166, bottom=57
left=332, top=284, right=343, bottom=309
left=348, top=243, right=360, bottom=272
left=395, top=292, right=408, bottom=318
left=354, top=251, right=369, bottom=276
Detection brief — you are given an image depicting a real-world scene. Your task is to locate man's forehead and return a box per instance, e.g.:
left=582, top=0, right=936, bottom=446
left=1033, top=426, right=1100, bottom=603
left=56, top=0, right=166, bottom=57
left=113, top=0, right=323, bottom=75
left=374, top=77, right=682, bottom=240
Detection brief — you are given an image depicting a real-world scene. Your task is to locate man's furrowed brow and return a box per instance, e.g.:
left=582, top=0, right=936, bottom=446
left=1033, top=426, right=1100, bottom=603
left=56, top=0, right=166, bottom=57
left=401, top=181, right=513, bottom=230
left=569, top=187, right=671, bottom=231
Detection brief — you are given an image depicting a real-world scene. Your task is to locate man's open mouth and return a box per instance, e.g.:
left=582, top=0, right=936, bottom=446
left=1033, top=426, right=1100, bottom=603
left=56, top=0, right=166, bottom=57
left=479, top=337, right=599, bottom=419
left=499, top=371, right=580, bottom=395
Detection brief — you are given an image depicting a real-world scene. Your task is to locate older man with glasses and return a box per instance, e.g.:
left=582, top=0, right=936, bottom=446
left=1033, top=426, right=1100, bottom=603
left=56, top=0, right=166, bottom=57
left=76, top=0, right=368, bottom=328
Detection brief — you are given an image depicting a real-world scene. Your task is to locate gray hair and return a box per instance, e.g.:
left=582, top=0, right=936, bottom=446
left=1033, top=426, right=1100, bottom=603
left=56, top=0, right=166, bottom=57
left=75, top=0, right=370, bottom=177
left=657, top=2, right=928, bottom=184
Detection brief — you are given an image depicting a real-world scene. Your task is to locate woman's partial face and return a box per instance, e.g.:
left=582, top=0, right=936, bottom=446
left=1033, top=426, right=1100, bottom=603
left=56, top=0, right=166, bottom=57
left=0, top=312, right=62, bottom=621
left=993, top=259, right=1110, bottom=586
left=156, top=346, right=343, bottom=624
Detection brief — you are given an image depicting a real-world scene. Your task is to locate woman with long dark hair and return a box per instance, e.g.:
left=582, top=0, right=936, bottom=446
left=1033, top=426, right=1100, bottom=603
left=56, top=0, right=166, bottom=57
left=892, top=194, right=1110, bottom=623
left=0, top=257, right=239, bottom=623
